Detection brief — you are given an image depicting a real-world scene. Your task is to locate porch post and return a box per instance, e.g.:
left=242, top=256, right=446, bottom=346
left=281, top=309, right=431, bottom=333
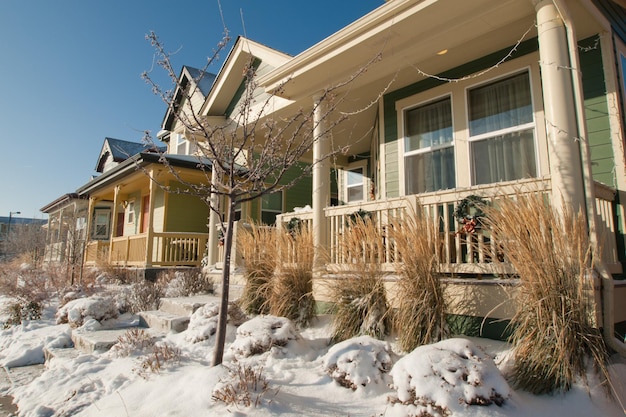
left=534, top=0, right=586, bottom=213
left=207, top=163, right=219, bottom=268
left=312, top=93, right=331, bottom=271
left=84, top=197, right=96, bottom=267
left=109, top=185, right=121, bottom=265
left=145, top=169, right=156, bottom=267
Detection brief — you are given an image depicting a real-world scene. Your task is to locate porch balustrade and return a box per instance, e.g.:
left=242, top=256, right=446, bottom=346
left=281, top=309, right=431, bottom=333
left=84, top=232, right=208, bottom=267
left=277, top=178, right=622, bottom=276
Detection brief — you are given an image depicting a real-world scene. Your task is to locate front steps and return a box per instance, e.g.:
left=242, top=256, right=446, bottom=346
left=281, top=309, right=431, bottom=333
left=71, top=294, right=221, bottom=354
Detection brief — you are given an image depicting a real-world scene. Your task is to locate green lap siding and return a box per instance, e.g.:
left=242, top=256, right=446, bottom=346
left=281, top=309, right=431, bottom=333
left=579, top=36, right=616, bottom=188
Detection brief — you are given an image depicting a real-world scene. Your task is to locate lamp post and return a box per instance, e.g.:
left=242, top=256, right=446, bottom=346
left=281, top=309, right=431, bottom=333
left=7, top=211, right=21, bottom=238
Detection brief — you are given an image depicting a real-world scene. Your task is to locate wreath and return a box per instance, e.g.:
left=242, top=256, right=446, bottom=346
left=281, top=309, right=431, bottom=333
left=347, top=209, right=372, bottom=227
left=286, top=217, right=302, bottom=238
left=453, top=195, right=487, bottom=234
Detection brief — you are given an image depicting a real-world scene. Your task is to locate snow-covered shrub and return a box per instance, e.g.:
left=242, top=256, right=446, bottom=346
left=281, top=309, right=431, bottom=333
left=127, top=279, right=164, bottom=313
left=212, top=364, right=276, bottom=408
left=55, top=296, right=118, bottom=328
left=185, top=301, right=247, bottom=343
left=322, top=335, right=394, bottom=391
left=1, top=298, right=41, bottom=328
left=389, top=338, right=510, bottom=417
left=228, top=315, right=300, bottom=358
left=161, top=269, right=214, bottom=297
left=108, top=328, right=156, bottom=358
left=136, top=342, right=181, bottom=378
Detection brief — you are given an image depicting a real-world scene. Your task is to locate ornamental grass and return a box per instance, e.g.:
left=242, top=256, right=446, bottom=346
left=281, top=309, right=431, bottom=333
left=238, top=223, right=276, bottom=315
left=484, top=193, right=609, bottom=395
left=267, top=225, right=316, bottom=328
left=328, top=215, right=392, bottom=342
left=390, top=206, right=447, bottom=352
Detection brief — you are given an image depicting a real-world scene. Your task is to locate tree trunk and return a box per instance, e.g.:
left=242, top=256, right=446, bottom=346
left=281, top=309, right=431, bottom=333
left=211, top=199, right=236, bottom=366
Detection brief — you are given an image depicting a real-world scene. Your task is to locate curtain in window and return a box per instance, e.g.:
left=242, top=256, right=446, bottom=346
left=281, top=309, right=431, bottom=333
left=405, top=98, right=455, bottom=194
left=469, top=73, right=532, bottom=136
left=472, top=130, right=536, bottom=184
left=469, top=72, right=536, bottom=184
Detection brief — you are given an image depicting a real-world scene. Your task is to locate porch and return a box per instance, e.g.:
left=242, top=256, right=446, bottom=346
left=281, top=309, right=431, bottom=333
left=84, top=232, right=208, bottom=268
left=277, top=178, right=622, bottom=276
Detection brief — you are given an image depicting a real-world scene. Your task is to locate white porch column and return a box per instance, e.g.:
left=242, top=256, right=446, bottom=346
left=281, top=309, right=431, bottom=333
left=312, top=93, right=331, bottom=270
left=207, top=163, right=219, bottom=267
left=534, top=0, right=586, bottom=213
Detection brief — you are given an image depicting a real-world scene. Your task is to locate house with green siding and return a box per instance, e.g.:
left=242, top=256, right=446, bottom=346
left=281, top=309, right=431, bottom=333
left=187, top=0, right=626, bottom=340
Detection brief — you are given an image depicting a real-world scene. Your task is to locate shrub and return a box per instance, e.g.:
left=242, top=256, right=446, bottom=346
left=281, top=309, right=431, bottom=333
left=109, top=328, right=156, bottom=358
left=2, top=298, right=42, bottom=328
left=238, top=224, right=276, bottom=315
left=55, top=295, right=118, bottom=328
left=390, top=207, right=447, bottom=352
left=212, top=364, right=277, bottom=408
left=127, top=279, right=164, bottom=313
left=160, top=269, right=214, bottom=297
left=484, top=194, right=609, bottom=394
left=136, top=342, right=181, bottom=378
left=228, top=316, right=300, bottom=359
left=323, top=336, right=394, bottom=391
left=328, top=216, right=391, bottom=342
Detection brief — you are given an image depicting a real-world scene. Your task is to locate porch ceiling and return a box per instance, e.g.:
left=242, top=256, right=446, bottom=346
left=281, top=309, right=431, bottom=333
left=256, top=0, right=605, bottom=159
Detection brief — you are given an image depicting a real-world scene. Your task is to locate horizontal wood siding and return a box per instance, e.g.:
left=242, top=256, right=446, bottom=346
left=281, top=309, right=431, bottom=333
left=580, top=35, right=615, bottom=187
left=166, top=183, right=209, bottom=233
left=283, top=162, right=312, bottom=212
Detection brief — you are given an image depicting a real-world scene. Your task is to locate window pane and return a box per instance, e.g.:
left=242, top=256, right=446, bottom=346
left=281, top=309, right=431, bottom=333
left=471, top=129, right=536, bottom=185
left=347, top=185, right=364, bottom=202
left=469, top=72, right=532, bottom=136
left=347, top=168, right=363, bottom=186
left=262, top=192, right=282, bottom=211
left=405, top=147, right=455, bottom=194
left=405, top=98, right=453, bottom=151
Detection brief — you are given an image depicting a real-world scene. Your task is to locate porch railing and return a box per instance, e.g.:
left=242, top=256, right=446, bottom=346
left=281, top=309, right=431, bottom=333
left=84, top=232, right=208, bottom=267
left=278, top=178, right=622, bottom=276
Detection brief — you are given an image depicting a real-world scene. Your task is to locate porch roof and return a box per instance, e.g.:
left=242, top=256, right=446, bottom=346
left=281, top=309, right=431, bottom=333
left=76, top=152, right=213, bottom=197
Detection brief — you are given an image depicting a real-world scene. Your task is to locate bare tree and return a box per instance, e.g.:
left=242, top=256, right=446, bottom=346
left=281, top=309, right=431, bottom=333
left=141, top=26, right=378, bottom=365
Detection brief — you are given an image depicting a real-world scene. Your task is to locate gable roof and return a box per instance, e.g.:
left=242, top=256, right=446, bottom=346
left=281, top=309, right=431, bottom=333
left=161, top=66, right=217, bottom=132
left=95, top=137, right=165, bottom=173
left=201, top=37, right=292, bottom=118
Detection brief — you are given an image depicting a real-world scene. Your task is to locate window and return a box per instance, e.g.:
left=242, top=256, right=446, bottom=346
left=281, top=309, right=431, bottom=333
left=404, top=97, right=455, bottom=194
left=468, top=72, right=537, bottom=185
left=346, top=167, right=366, bottom=203
left=175, top=134, right=186, bottom=155
left=93, top=209, right=110, bottom=239
left=127, top=201, right=135, bottom=224
left=261, top=191, right=283, bottom=225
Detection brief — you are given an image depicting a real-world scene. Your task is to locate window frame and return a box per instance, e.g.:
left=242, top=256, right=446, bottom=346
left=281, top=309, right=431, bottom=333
left=402, top=94, right=456, bottom=195
left=465, top=69, right=539, bottom=186
left=92, top=209, right=111, bottom=240
left=344, top=160, right=368, bottom=203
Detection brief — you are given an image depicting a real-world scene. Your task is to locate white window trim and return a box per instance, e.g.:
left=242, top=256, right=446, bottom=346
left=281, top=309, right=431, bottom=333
left=127, top=200, right=135, bottom=224
left=92, top=209, right=111, bottom=240
left=343, top=159, right=369, bottom=203
left=398, top=93, right=455, bottom=196
left=464, top=67, right=540, bottom=186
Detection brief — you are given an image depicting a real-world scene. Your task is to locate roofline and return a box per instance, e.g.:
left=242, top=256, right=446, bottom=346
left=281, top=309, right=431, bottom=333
left=40, top=193, right=85, bottom=213
left=77, top=152, right=212, bottom=196
left=257, top=0, right=429, bottom=92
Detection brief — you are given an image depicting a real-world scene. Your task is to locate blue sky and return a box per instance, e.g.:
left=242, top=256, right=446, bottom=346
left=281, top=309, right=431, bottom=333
left=0, top=0, right=383, bottom=219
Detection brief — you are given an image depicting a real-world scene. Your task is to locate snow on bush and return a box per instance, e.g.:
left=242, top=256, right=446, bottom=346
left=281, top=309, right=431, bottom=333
left=55, top=295, right=119, bottom=328
left=162, top=270, right=214, bottom=297
left=108, top=328, right=156, bottom=358
left=228, top=315, right=300, bottom=359
left=185, top=301, right=247, bottom=343
left=389, top=338, right=511, bottom=416
left=322, top=335, right=394, bottom=391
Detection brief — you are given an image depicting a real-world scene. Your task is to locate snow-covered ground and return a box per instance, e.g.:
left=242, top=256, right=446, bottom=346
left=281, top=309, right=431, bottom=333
left=0, top=294, right=625, bottom=417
